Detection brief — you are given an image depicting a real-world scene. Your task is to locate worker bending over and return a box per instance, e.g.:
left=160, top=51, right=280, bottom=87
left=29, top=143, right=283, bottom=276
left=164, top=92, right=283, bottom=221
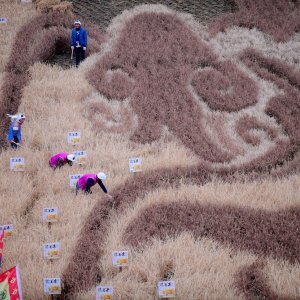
left=49, top=152, right=76, bottom=169
left=76, top=172, right=112, bottom=198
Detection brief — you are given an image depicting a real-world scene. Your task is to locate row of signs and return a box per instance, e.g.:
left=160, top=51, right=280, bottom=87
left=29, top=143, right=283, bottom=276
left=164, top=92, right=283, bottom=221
left=44, top=279, right=175, bottom=298
left=0, top=231, right=174, bottom=297
left=10, top=156, right=142, bottom=173
left=0, top=208, right=58, bottom=238
left=8, top=131, right=143, bottom=297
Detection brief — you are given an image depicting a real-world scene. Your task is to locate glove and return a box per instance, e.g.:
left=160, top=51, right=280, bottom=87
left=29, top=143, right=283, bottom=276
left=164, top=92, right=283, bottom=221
left=83, top=47, right=86, bottom=51
left=71, top=46, right=74, bottom=50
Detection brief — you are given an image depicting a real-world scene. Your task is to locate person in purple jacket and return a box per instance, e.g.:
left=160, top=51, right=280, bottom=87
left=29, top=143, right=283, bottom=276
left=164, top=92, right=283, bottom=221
left=49, top=152, right=76, bottom=170
left=76, top=172, right=112, bottom=197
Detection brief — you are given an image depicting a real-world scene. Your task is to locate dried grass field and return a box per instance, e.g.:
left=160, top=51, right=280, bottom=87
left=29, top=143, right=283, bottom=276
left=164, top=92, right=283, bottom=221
left=0, top=0, right=299, bottom=299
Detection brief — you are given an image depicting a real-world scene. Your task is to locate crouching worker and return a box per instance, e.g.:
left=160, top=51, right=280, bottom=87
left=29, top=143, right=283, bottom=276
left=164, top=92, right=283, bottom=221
left=7, top=113, right=25, bottom=149
left=49, top=153, right=76, bottom=170
left=76, top=172, right=112, bottom=198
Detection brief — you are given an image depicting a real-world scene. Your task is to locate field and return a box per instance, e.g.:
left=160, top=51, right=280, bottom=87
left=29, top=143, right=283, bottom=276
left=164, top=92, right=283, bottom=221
left=0, top=0, right=299, bottom=299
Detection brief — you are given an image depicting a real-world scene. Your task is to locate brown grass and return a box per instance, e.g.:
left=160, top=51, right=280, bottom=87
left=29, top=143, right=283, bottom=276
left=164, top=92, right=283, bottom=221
left=209, top=0, right=300, bottom=42
left=123, top=202, right=300, bottom=264
left=234, top=261, right=292, bottom=300
left=236, top=115, right=279, bottom=147
left=33, top=0, right=72, bottom=13
left=87, top=7, right=299, bottom=171
left=61, top=163, right=300, bottom=296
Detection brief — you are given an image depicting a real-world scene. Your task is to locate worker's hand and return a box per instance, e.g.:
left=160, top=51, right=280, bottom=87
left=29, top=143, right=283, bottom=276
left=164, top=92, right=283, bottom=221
left=71, top=46, right=74, bottom=50
left=83, top=47, right=86, bottom=51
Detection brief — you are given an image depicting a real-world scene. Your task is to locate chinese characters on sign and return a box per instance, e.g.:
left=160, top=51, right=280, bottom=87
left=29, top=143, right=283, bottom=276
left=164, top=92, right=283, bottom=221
left=73, top=150, right=87, bottom=165
left=67, top=131, right=81, bottom=145
left=0, top=225, right=13, bottom=238
left=158, top=281, right=176, bottom=298
left=69, top=174, right=82, bottom=188
left=112, top=251, right=129, bottom=267
left=128, top=157, right=142, bottom=173
left=43, top=208, right=58, bottom=223
left=96, top=286, right=113, bottom=300
left=10, top=157, right=25, bottom=172
left=43, top=243, right=60, bottom=260
left=44, top=278, right=61, bottom=295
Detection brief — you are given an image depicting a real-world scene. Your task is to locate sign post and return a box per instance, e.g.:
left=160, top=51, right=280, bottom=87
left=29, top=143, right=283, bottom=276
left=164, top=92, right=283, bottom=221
left=43, top=243, right=60, bottom=260
left=112, top=251, right=129, bottom=273
left=43, top=208, right=58, bottom=230
left=44, top=278, right=61, bottom=296
left=128, top=157, right=142, bottom=173
left=69, top=174, right=82, bottom=189
left=67, top=131, right=81, bottom=146
left=158, top=281, right=176, bottom=298
left=73, top=150, right=87, bottom=165
left=0, top=18, right=8, bottom=24
left=10, top=157, right=25, bottom=171
left=96, top=286, right=113, bottom=300
left=43, top=208, right=58, bottom=223
left=0, top=225, right=13, bottom=238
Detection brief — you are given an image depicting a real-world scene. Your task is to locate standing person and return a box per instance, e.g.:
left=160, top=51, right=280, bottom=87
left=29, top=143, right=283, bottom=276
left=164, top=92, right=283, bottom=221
left=49, top=152, right=76, bottom=170
left=76, top=172, right=112, bottom=197
left=7, top=113, right=25, bottom=149
left=71, top=20, right=87, bottom=67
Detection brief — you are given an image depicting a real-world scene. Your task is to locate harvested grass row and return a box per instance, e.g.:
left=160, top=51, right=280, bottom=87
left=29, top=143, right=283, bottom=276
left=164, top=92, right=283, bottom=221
left=61, top=162, right=299, bottom=296
left=95, top=180, right=299, bottom=299
left=123, top=201, right=300, bottom=264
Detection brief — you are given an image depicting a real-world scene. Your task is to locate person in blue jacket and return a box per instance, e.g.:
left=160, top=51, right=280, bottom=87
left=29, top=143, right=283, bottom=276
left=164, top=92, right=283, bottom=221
left=7, top=113, right=25, bottom=149
left=71, top=20, right=87, bottom=67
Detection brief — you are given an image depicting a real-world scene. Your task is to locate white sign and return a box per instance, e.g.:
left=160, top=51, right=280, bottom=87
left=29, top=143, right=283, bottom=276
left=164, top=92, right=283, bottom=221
left=0, top=224, right=13, bottom=238
left=43, top=208, right=58, bottom=223
left=158, top=281, right=176, bottom=298
left=0, top=18, right=8, bottom=24
left=67, top=131, right=81, bottom=145
left=43, top=242, right=60, bottom=259
left=44, top=278, right=61, bottom=295
left=128, top=157, right=142, bottom=173
left=10, top=157, right=25, bottom=171
left=69, top=174, right=82, bottom=188
left=73, top=150, right=87, bottom=165
left=96, top=286, right=113, bottom=300
left=112, top=251, right=129, bottom=267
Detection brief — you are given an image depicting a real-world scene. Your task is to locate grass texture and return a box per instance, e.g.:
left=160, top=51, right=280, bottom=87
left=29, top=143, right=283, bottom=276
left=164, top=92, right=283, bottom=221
left=0, top=1, right=299, bottom=299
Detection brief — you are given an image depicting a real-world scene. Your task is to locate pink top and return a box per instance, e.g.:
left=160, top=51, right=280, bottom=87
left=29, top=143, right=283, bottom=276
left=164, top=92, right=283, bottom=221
left=49, top=152, right=68, bottom=168
left=77, top=173, right=97, bottom=190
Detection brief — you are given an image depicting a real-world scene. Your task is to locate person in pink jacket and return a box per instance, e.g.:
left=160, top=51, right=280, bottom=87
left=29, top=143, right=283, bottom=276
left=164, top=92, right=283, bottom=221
left=76, top=172, right=112, bottom=197
left=49, top=152, right=76, bottom=170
